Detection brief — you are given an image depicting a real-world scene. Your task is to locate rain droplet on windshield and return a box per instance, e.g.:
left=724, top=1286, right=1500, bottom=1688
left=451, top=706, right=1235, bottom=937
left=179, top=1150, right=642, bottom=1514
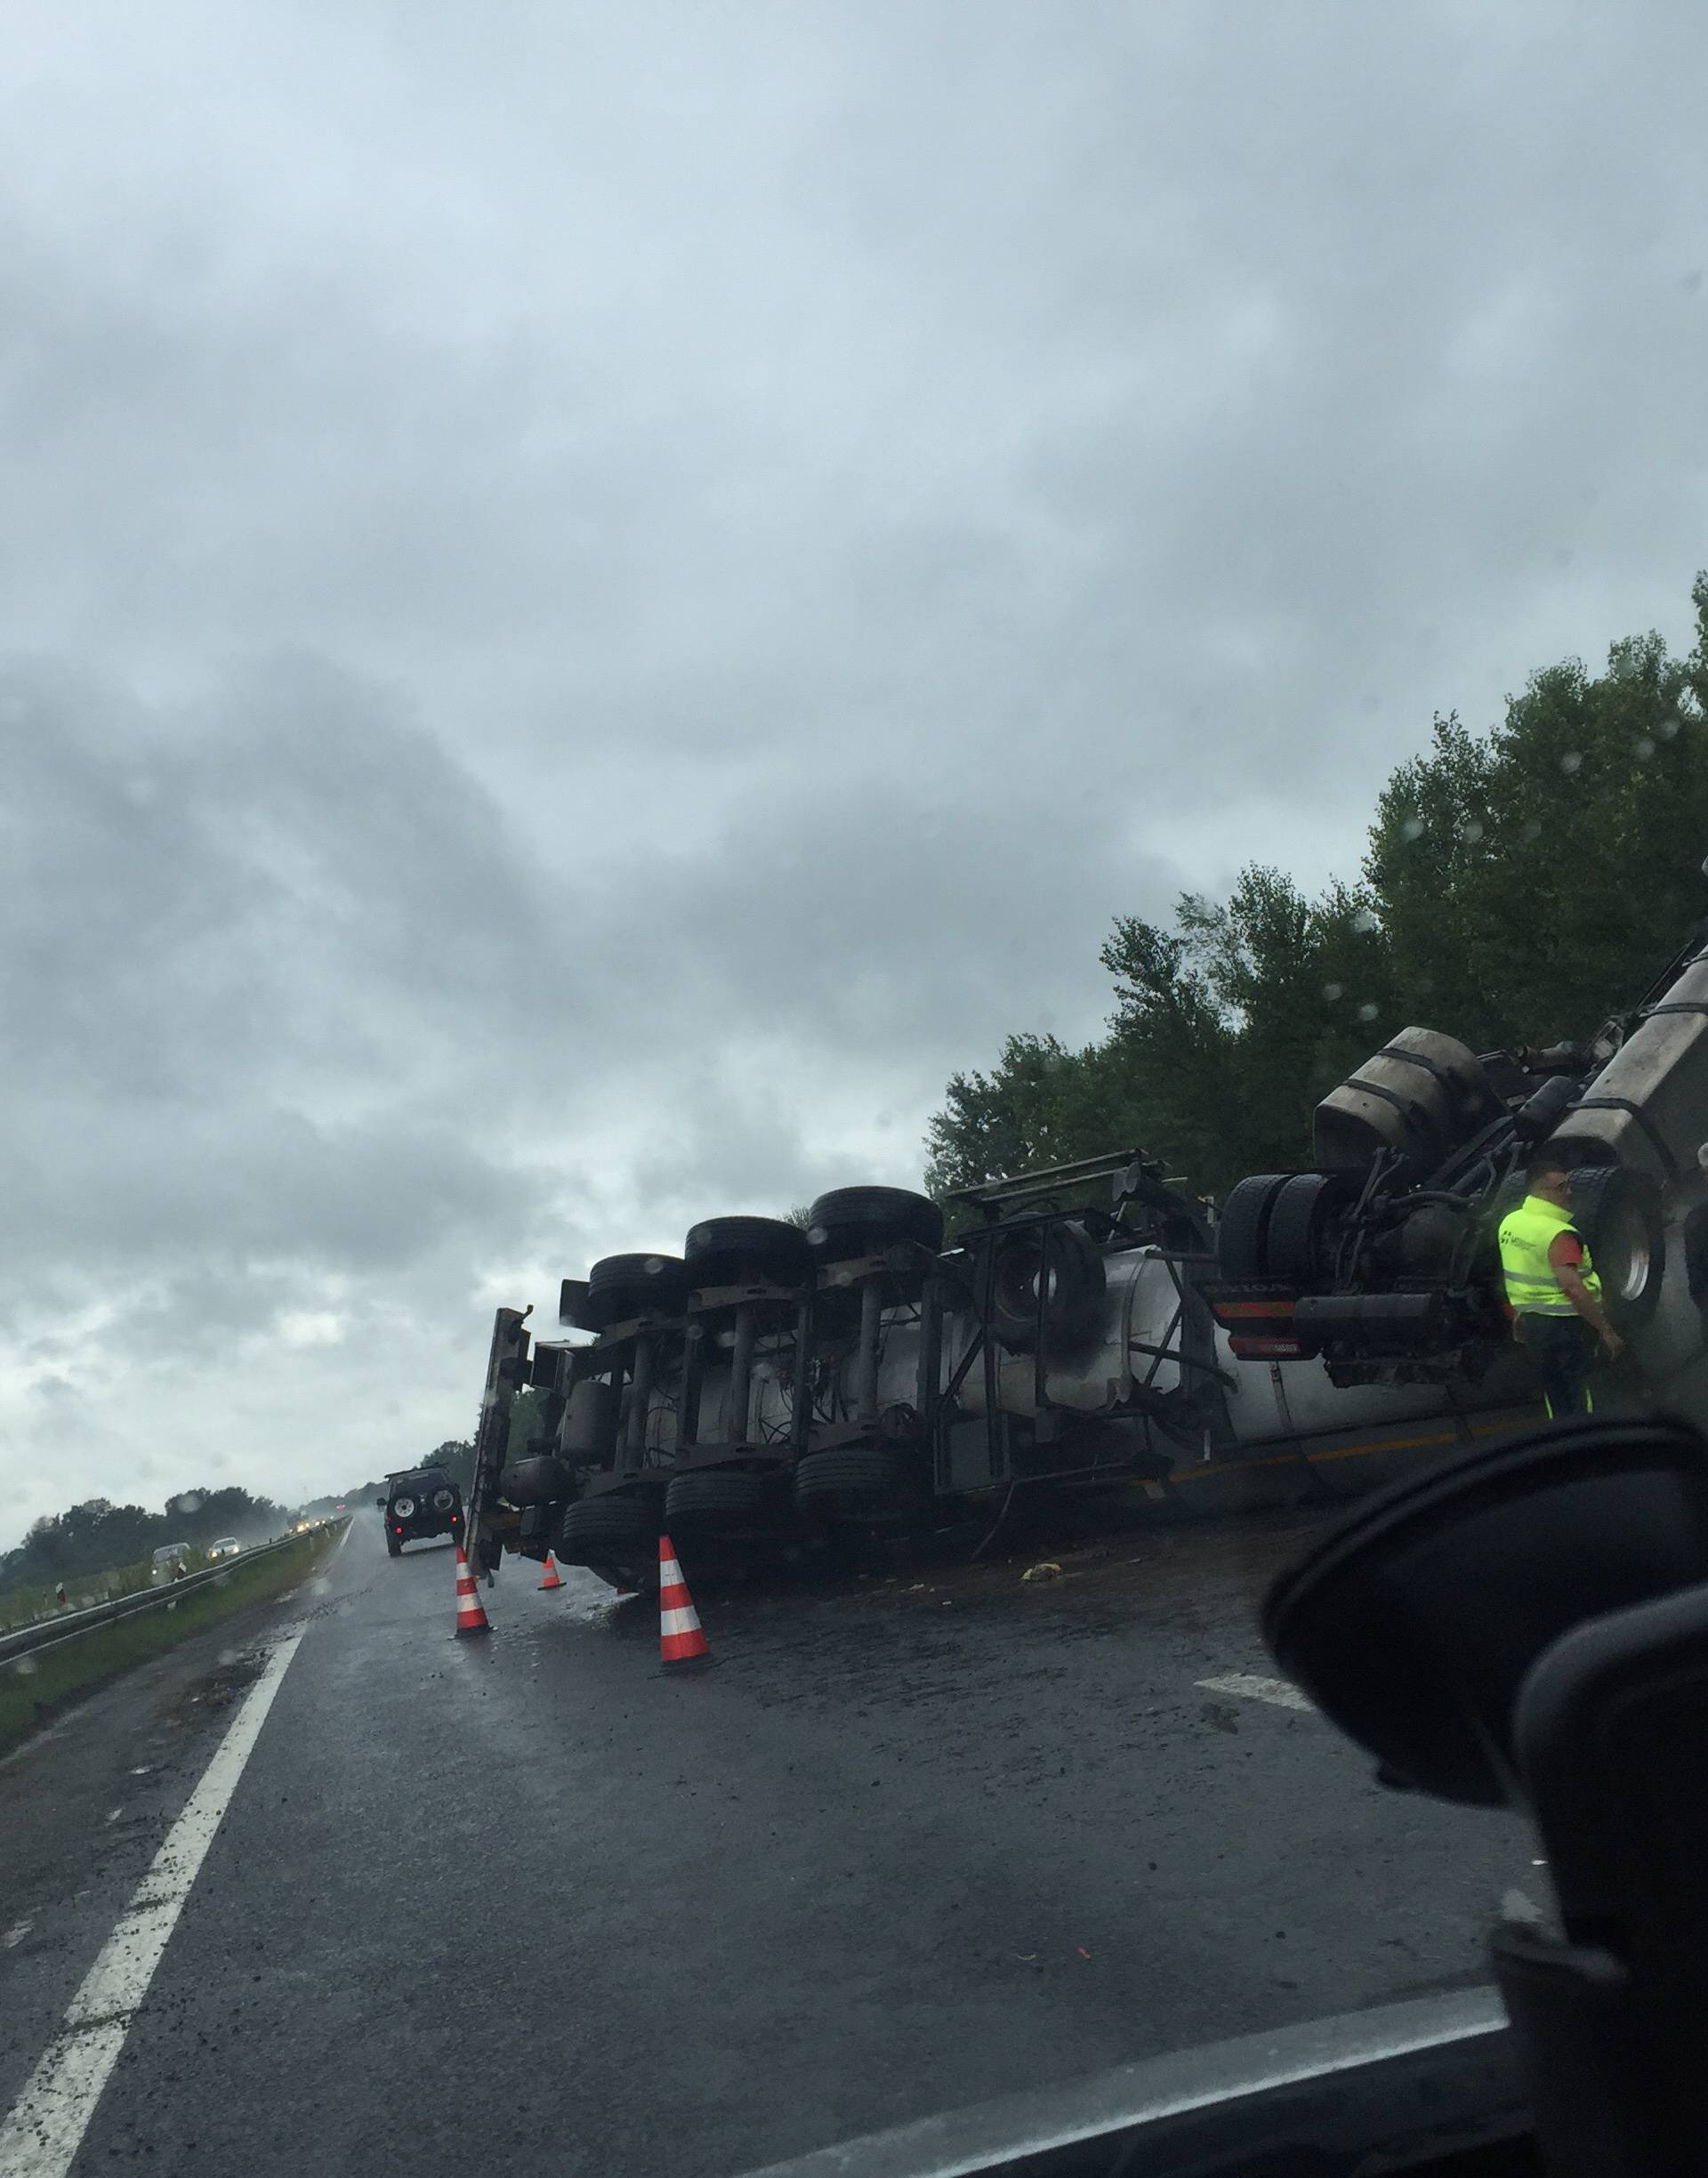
left=1560, top=751, right=1583, bottom=774
left=1660, top=717, right=1681, bottom=740
left=180, top=1492, right=203, bottom=1513
left=1457, top=819, right=1484, bottom=844
left=1357, top=1002, right=1380, bottom=1022
left=1322, top=981, right=1344, bottom=1002
left=1399, top=815, right=1425, bottom=842
left=1351, top=908, right=1380, bottom=935
left=1634, top=737, right=1656, bottom=760
left=1522, top=818, right=1544, bottom=841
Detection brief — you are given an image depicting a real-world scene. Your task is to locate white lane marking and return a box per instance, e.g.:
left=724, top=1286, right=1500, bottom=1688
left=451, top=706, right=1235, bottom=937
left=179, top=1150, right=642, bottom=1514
left=1196, top=1671, right=1315, bottom=1712
left=3, top=1924, right=30, bottom=1950
left=0, top=1634, right=302, bottom=2178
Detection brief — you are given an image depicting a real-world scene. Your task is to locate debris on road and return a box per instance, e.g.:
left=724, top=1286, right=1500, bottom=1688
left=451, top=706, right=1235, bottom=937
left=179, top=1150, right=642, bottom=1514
left=1021, top=1561, right=1064, bottom=1584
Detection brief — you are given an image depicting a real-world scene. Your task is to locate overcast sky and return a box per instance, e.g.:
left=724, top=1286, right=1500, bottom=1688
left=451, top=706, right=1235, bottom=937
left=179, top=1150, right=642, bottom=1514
left=4, top=1, right=1706, bottom=1542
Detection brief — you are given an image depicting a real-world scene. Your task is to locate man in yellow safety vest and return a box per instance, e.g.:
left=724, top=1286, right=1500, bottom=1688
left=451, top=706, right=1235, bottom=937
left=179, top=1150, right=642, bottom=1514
left=1498, top=1150, right=1625, bottom=1418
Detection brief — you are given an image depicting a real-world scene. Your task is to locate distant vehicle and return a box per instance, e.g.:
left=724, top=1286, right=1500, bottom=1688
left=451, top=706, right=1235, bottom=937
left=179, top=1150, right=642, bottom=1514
left=205, top=1537, right=242, bottom=1561
left=334, top=1501, right=346, bottom=1511
left=150, top=1542, right=192, bottom=1584
left=293, top=1519, right=313, bottom=1533
left=378, top=1467, right=464, bottom=1558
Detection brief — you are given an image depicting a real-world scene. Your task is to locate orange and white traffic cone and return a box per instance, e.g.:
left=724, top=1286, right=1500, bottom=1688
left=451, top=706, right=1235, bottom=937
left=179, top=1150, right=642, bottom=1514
left=538, top=1553, right=564, bottom=1591
left=453, top=1544, right=491, bottom=1636
left=658, top=1535, right=712, bottom=1669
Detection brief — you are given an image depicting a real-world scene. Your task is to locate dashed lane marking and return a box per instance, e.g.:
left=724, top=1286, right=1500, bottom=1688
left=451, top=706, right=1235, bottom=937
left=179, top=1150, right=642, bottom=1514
left=1196, top=1672, right=1316, bottom=1712
left=0, top=1633, right=303, bottom=2178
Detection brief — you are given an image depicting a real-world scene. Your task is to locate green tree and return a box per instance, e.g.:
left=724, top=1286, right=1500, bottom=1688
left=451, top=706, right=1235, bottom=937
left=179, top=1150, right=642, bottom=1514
left=925, top=575, right=1708, bottom=1199
left=923, top=1033, right=1119, bottom=1197
left=1368, top=607, right=1708, bottom=1048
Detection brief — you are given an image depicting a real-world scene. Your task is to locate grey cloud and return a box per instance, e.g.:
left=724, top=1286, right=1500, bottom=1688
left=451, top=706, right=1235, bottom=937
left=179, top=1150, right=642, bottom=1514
left=5, top=2, right=1708, bottom=1537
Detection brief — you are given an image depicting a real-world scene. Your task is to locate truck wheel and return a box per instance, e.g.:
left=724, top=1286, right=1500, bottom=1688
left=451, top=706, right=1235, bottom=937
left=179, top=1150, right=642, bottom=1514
left=385, top=1532, right=401, bottom=1559
left=684, top=1216, right=812, bottom=1289
left=807, top=1187, right=944, bottom=1260
left=558, top=1495, right=655, bottom=1568
left=579, top=1253, right=689, bottom=1330
left=1215, top=1174, right=1292, bottom=1280
left=794, top=1447, right=901, bottom=1519
left=1262, top=1173, right=1350, bottom=1285
left=665, top=1470, right=776, bottom=1533
left=1569, top=1166, right=1664, bottom=1330
left=986, top=1222, right=1105, bottom=1352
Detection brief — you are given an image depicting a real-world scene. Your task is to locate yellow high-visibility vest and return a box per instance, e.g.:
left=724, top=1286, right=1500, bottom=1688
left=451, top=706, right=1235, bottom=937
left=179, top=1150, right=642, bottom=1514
left=1498, top=1192, right=1602, bottom=1317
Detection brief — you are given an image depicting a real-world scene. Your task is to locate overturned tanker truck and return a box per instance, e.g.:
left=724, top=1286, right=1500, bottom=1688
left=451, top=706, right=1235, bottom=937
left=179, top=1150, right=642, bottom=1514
left=463, top=899, right=1708, bottom=1594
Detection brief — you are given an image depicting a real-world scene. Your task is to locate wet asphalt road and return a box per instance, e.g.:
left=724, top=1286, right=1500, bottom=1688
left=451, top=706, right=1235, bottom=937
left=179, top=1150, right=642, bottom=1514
left=0, top=1509, right=1539, bottom=2176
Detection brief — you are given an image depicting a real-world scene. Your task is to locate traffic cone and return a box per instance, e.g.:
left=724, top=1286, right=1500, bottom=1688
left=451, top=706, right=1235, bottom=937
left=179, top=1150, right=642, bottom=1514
left=658, top=1535, right=713, bottom=1669
left=453, top=1545, right=491, bottom=1636
left=538, top=1553, right=564, bottom=1591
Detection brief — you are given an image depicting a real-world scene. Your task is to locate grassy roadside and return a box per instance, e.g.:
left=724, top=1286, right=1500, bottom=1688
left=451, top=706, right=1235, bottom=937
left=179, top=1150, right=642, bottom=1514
left=0, top=1523, right=342, bottom=1755
left=0, top=1559, right=155, bottom=1635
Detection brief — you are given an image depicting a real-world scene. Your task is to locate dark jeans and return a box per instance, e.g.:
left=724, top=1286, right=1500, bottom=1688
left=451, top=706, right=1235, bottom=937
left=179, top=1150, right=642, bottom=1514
left=1521, top=1314, right=1597, bottom=1418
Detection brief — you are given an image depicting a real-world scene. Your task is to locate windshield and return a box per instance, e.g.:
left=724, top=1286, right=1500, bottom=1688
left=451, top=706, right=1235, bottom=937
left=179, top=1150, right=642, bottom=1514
left=3, top=9, right=1706, bottom=2176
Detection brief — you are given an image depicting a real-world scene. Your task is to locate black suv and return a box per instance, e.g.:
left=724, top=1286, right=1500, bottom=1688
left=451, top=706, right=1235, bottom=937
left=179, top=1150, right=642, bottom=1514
left=378, top=1467, right=465, bottom=1557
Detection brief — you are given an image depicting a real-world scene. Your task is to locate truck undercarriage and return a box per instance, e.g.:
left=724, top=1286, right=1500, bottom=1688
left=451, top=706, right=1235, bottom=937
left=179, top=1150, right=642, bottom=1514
left=463, top=897, right=1708, bottom=1595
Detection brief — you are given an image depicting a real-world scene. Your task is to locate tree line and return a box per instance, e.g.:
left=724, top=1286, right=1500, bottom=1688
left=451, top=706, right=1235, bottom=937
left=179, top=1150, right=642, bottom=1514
left=2, top=1486, right=290, bottom=1591
left=925, top=577, right=1708, bottom=1203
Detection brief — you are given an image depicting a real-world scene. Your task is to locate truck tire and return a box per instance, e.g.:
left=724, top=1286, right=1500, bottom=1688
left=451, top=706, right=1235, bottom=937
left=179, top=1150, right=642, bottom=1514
left=684, top=1216, right=812, bottom=1290
left=558, top=1495, right=655, bottom=1567
left=1568, top=1166, right=1664, bottom=1330
left=1215, top=1174, right=1292, bottom=1280
left=385, top=1531, right=401, bottom=1559
left=579, top=1253, right=688, bottom=1331
left=986, top=1222, right=1105, bottom=1352
left=807, top=1188, right=944, bottom=1260
left=664, top=1470, right=774, bottom=1532
left=793, top=1447, right=901, bottom=1519
left=1262, top=1173, right=1350, bottom=1286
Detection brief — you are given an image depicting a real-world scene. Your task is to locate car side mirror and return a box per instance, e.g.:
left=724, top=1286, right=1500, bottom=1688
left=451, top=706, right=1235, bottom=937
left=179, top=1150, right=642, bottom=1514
left=375, top=1496, right=386, bottom=1511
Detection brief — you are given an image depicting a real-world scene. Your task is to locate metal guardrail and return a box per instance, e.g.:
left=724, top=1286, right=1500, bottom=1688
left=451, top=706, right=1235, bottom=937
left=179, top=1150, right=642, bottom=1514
left=0, top=1521, right=346, bottom=1668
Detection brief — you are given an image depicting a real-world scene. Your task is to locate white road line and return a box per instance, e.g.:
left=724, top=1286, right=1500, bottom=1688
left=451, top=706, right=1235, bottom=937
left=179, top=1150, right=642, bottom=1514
left=1196, top=1671, right=1316, bottom=1712
left=0, top=1634, right=302, bottom=2178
